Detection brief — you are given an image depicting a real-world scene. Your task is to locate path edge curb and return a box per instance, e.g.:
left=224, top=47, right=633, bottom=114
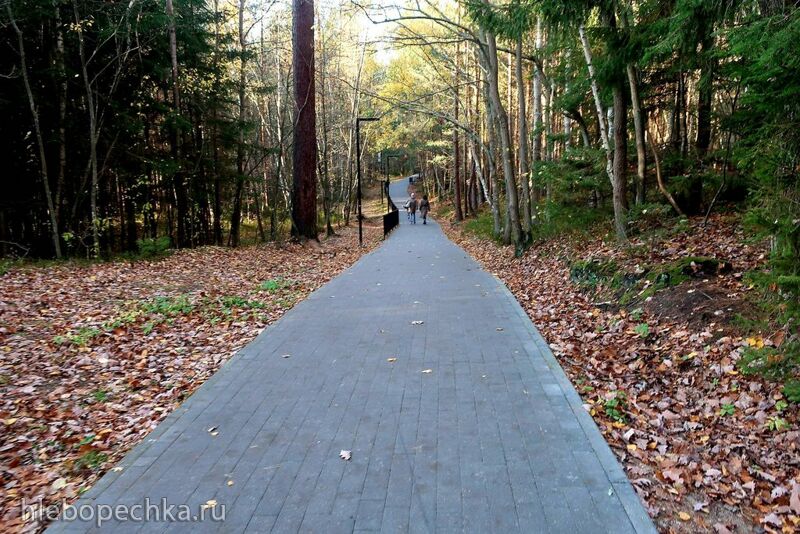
left=490, top=275, right=658, bottom=534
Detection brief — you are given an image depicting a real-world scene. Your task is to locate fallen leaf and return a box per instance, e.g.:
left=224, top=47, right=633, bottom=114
left=201, top=499, right=217, bottom=510
left=678, top=512, right=691, bottom=521
left=791, top=483, right=800, bottom=515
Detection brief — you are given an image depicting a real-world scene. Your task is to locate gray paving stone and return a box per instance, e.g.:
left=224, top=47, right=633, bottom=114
left=47, top=180, right=655, bottom=533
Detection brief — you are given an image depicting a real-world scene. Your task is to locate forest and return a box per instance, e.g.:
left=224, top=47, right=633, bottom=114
left=1, top=0, right=798, bottom=264
left=2, top=0, right=800, bottom=531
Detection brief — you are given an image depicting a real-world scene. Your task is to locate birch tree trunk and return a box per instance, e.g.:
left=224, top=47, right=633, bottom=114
left=578, top=25, right=613, bottom=184
left=612, top=83, right=629, bottom=240
left=453, top=40, right=463, bottom=221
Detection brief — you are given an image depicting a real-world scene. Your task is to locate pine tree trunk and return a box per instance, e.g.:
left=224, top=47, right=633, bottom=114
left=291, top=0, right=318, bottom=239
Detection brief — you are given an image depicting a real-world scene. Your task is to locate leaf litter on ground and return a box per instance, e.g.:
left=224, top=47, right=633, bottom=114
left=0, top=226, right=380, bottom=532
left=443, top=213, right=799, bottom=533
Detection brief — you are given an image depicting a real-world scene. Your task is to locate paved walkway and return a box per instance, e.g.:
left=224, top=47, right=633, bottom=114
left=50, top=180, right=655, bottom=533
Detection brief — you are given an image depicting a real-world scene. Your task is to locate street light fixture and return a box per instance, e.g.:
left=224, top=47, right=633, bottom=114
left=356, top=116, right=380, bottom=246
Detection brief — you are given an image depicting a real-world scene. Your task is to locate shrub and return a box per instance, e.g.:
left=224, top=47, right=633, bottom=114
left=136, top=236, right=171, bottom=258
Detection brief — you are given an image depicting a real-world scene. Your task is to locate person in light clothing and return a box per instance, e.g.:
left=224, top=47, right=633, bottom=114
left=405, top=193, right=418, bottom=224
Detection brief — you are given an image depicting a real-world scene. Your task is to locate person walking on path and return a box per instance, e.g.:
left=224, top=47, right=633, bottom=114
left=406, top=193, right=418, bottom=224
left=419, top=195, right=430, bottom=224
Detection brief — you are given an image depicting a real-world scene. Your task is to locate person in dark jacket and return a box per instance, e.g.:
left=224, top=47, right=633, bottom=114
left=419, top=195, right=430, bottom=224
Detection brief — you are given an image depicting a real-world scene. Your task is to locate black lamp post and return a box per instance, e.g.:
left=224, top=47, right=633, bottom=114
left=356, top=116, right=380, bottom=246
left=385, top=154, right=399, bottom=212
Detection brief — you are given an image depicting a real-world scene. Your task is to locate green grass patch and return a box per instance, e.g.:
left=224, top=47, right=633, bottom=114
left=531, top=203, right=611, bottom=243
left=784, top=380, right=800, bottom=403
left=259, top=277, right=297, bottom=292
left=134, top=236, right=172, bottom=259
left=602, top=391, right=628, bottom=423
left=73, top=450, right=108, bottom=472
left=139, top=295, right=194, bottom=316
left=569, top=259, right=619, bottom=289
left=734, top=271, right=800, bottom=382
left=53, top=327, right=102, bottom=347
left=634, top=323, right=651, bottom=338
left=464, top=210, right=499, bottom=242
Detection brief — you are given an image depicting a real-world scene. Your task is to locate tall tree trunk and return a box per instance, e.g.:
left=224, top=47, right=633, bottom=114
left=562, top=58, right=572, bottom=153
left=7, top=5, right=61, bottom=258
left=54, top=2, right=67, bottom=226
left=317, top=16, right=335, bottom=237
left=73, top=0, right=100, bottom=256
left=627, top=64, right=647, bottom=205
left=612, top=82, right=628, bottom=240
left=532, top=18, right=543, bottom=204
left=291, top=0, right=317, bottom=239
left=507, top=51, right=514, bottom=171
left=212, top=0, right=223, bottom=245
left=692, top=31, right=715, bottom=213
left=483, top=29, right=522, bottom=247
left=516, top=37, right=531, bottom=234
left=579, top=25, right=613, bottom=185
left=480, top=80, right=502, bottom=237
left=453, top=41, right=463, bottom=221
left=229, top=0, right=248, bottom=247
left=166, top=0, right=188, bottom=248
